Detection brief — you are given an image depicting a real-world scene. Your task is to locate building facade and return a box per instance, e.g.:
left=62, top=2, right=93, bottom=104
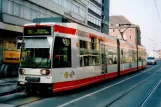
left=101, top=0, right=109, bottom=34
left=109, top=16, right=141, bottom=45
left=148, top=50, right=160, bottom=59
left=0, top=0, right=110, bottom=59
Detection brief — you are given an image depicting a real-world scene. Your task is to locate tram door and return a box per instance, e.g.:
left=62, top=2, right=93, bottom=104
left=101, top=44, right=107, bottom=74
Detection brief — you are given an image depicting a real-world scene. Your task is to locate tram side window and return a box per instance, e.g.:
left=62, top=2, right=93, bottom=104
left=79, top=40, right=100, bottom=67
left=52, top=37, right=71, bottom=68
left=120, top=48, right=130, bottom=63
left=142, top=51, right=146, bottom=60
left=138, top=50, right=144, bottom=61
left=131, top=50, right=137, bottom=62
left=108, top=46, right=117, bottom=65
left=139, top=50, right=146, bottom=61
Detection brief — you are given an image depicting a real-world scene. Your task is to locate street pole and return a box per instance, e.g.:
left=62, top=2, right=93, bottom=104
left=119, top=24, right=131, bottom=40
left=136, top=33, right=139, bottom=71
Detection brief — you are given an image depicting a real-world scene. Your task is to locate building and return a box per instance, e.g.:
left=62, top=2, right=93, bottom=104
left=0, top=0, right=110, bottom=59
left=148, top=50, right=160, bottom=59
left=87, top=0, right=110, bottom=34
left=101, top=0, right=110, bottom=34
left=109, top=15, right=141, bottom=45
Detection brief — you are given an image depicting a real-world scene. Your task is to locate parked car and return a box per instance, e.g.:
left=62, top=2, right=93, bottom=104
left=147, top=57, right=157, bottom=65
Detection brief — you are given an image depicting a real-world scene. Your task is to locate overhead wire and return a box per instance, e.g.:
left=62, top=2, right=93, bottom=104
left=110, top=1, right=161, bottom=51
left=153, top=0, right=161, bottom=50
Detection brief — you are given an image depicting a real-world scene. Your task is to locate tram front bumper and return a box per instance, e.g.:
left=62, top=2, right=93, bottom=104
left=18, top=75, right=53, bottom=91
left=17, top=82, right=53, bottom=91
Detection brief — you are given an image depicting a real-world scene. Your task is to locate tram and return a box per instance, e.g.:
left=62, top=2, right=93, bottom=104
left=17, top=22, right=147, bottom=93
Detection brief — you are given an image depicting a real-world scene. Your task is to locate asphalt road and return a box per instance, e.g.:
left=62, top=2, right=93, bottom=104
left=0, top=62, right=161, bottom=107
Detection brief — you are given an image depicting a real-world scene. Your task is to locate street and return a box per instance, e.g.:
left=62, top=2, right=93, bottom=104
left=0, top=62, right=161, bottom=107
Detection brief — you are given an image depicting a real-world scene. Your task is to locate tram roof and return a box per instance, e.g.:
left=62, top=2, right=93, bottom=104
left=24, top=22, right=145, bottom=48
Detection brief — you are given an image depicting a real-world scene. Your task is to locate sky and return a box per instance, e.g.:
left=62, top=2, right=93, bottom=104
left=110, top=0, right=161, bottom=53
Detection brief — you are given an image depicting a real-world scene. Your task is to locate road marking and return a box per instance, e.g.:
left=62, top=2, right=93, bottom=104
left=58, top=65, right=158, bottom=107
left=140, top=68, right=161, bottom=107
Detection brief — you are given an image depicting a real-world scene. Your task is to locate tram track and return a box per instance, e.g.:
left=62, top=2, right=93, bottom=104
left=0, top=65, right=159, bottom=107
left=56, top=65, right=159, bottom=107
left=0, top=82, right=17, bottom=86
left=105, top=67, right=161, bottom=107
left=139, top=75, right=161, bottom=107
left=0, top=92, right=48, bottom=107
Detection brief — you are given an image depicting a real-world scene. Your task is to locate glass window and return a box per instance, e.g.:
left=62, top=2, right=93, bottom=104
left=64, top=0, right=68, bottom=9
left=93, top=18, right=95, bottom=24
left=20, top=48, right=51, bottom=68
left=55, top=0, right=59, bottom=4
left=96, top=19, right=98, bottom=25
left=80, top=40, right=87, bottom=49
left=88, top=15, right=90, bottom=21
left=2, top=0, right=9, bottom=13
left=98, top=20, right=100, bottom=26
left=32, top=10, right=38, bottom=20
left=88, top=2, right=90, bottom=8
left=58, top=0, right=61, bottom=5
left=79, top=40, right=100, bottom=67
left=67, top=1, right=72, bottom=11
left=24, top=6, right=31, bottom=20
left=82, top=10, right=85, bottom=17
left=108, top=46, right=117, bottom=64
left=80, top=9, right=82, bottom=16
left=20, top=5, right=24, bottom=18
left=8, top=0, right=14, bottom=14
left=13, top=3, right=20, bottom=16
left=74, top=5, right=79, bottom=14
left=53, top=37, right=71, bottom=68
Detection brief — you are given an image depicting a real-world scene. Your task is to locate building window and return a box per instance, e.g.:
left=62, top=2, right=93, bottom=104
left=32, top=10, right=39, bottom=20
left=24, top=6, right=32, bottom=20
left=88, top=1, right=101, bottom=15
left=73, top=5, right=79, bottom=14
left=13, top=3, right=20, bottom=16
left=116, top=24, right=119, bottom=27
left=129, top=35, right=132, bottom=39
left=123, top=35, right=126, bottom=40
left=88, top=14, right=101, bottom=26
left=118, top=35, right=121, bottom=39
left=95, top=0, right=102, bottom=4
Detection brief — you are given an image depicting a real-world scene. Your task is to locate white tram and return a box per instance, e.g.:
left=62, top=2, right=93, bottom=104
left=17, top=23, right=147, bottom=93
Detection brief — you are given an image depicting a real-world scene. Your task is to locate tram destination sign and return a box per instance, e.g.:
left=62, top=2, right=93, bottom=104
left=24, top=26, right=51, bottom=36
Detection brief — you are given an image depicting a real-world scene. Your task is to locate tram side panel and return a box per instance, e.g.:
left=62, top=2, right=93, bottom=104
left=52, top=34, right=104, bottom=92
left=104, top=43, right=118, bottom=79
left=138, top=46, right=147, bottom=70
left=119, top=41, right=138, bottom=75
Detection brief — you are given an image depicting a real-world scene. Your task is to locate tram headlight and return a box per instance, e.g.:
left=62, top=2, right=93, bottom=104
left=40, top=69, right=51, bottom=75
left=19, top=68, right=25, bottom=75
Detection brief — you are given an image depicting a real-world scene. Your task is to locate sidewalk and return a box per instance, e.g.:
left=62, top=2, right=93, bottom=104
left=0, top=77, right=24, bottom=96
left=0, top=77, right=17, bottom=84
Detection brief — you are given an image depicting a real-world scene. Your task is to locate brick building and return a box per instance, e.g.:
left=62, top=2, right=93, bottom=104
left=109, top=15, right=141, bottom=45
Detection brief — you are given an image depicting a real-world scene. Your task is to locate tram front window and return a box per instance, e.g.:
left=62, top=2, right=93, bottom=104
left=20, top=48, right=50, bottom=68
